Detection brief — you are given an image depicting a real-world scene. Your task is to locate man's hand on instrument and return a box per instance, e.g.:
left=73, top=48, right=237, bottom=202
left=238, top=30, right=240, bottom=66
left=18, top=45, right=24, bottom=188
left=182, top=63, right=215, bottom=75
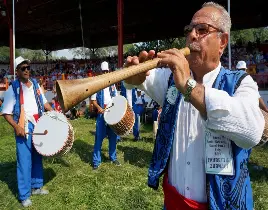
left=97, top=107, right=104, bottom=114
left=14, top=125, right=26, bottom=137
left=157, top=49, right=191, bottom=94
left=124, top=50, right=155, bottom=85
left=44, top=102, right=53, bottom=112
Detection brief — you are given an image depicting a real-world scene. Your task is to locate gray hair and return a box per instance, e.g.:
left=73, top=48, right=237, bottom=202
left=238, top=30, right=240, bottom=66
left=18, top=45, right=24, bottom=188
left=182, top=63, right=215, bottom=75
left=202, top=2, right=231, bottom=34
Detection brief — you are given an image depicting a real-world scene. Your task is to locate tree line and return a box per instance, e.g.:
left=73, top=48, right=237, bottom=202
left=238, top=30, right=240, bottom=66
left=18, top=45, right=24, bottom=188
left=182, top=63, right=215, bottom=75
left=0, top=27, right=267, bottom=62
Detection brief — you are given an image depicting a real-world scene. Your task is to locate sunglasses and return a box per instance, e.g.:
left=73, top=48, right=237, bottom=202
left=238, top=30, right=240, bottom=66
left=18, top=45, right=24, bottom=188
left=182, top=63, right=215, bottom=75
left=20, top=65, right=31, bottom=72
left=184, top=23, right=223, bottom=37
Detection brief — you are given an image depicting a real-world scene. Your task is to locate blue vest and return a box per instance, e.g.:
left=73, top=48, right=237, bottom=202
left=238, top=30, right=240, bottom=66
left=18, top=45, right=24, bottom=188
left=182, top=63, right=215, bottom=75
left=132, top=89, right=146, bottom=114
left=11, top=79, right=44, bottom=123
left=96, top=85, right=117, bottom=108
left=148, top=67, right=252, bottom=209
left=152, top=109, right=159, bottom=121
left=120, top=81, right=127, bottom=98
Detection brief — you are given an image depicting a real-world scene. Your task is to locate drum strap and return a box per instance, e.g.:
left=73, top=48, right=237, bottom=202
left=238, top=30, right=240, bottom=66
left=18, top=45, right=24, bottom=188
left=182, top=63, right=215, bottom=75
left=18, top=82, right=25, bottom=129
left=18, top=83, right=40, bottom=127
left=33, top=114, right=40, bottom=122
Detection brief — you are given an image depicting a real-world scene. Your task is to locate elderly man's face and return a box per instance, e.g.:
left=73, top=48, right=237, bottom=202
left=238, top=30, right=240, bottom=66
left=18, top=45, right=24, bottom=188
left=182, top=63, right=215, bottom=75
left=17, top=63, right=30, bottom=81
left=186, top=7, right=228, bottom=70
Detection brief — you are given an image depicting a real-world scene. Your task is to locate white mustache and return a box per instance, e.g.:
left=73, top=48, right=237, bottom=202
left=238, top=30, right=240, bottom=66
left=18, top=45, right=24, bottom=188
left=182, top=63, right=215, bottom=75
left=188, top=43, right=201, bottom=52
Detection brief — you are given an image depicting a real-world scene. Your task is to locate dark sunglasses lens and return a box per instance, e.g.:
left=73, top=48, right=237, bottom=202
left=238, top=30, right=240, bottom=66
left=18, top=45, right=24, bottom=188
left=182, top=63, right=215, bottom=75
left=196, top=24, right=209, bottom=35
left=21, top=66, right=30, bottom=71
left=184, top=25, right=192, bottom=36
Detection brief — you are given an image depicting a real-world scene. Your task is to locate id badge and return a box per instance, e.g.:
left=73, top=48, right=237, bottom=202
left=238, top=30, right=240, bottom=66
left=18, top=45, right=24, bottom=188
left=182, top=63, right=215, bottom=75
left=205, top=129, right=234, bottom=176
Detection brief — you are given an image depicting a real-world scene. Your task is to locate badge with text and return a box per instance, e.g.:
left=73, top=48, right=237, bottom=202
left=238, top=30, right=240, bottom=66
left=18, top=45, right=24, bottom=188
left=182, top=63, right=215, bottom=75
left=166, top=85, right=178, bottom=105
left=205, top=129, right=234, bottom=176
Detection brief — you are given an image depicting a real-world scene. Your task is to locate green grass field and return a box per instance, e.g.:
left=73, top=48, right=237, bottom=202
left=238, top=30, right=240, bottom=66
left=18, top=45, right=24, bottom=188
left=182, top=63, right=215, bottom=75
left=0, top=116, right=268, bottom=210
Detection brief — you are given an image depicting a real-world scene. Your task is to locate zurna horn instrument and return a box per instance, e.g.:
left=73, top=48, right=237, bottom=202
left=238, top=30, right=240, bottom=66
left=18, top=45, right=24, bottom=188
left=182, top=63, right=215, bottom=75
left=56, top=47, right=190, bottom=112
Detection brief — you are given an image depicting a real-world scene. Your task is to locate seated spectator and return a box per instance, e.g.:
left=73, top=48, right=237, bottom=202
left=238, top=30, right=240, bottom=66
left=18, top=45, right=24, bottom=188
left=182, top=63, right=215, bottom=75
left=51, top=97, right=62, bottom=112
left=257, top=59, right=268, bottom=73
left=70, top=106, right=79, bottom=120
left=77, top=101, right=90, bottom=118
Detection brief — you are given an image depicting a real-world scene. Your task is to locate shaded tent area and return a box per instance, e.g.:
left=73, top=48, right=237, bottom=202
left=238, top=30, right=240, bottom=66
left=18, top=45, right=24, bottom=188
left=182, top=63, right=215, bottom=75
left=0, top=0, right=267, bottom=51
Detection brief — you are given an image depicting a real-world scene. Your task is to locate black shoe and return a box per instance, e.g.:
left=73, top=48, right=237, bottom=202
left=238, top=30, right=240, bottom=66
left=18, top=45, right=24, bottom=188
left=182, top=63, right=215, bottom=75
left=112, top=160, right=121, bottom=166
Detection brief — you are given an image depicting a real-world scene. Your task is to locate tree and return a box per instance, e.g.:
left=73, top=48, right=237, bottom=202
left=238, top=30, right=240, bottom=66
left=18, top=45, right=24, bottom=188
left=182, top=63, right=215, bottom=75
left=230, top=27, right=268, bottom=46
left=59, top=56, right=68, bottom=60
left=69, top=46, right=118, bottom=59
left=0, top=47, right=21, bottom=62
left=18, top=49, right=47, bottom=61
left=123, top=37, right=186, bottom=56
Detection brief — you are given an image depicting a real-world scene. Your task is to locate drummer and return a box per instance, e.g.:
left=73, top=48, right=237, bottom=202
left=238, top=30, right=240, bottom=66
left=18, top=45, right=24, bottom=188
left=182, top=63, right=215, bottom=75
left=236, top=60, right=268, bottom=112
left=132, top=89, right=146, bottom=141
left=91, top=61, right=121, bottom=170
left=2, top=56, right=53, bottom=208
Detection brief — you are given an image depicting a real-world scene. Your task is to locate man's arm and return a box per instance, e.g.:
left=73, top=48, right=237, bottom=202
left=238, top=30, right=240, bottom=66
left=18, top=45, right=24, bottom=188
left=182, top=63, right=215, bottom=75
left=203, top=75, right=264, bottom=149
left=156, top=49, right=264, bottom=149
left=3, top=114, right=25, bottom=136
left=92, top=100, right=104, bottom=114
left=1, top=86, right=25, bottom=136
left=259, top=97, right=268, bottom=112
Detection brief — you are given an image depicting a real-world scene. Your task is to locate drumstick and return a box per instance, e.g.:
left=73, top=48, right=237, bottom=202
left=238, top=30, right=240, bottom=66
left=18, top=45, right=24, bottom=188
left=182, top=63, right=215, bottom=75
left=26, top=130, right=48, bottom=135
left=104, top=103, right=114, bottom=112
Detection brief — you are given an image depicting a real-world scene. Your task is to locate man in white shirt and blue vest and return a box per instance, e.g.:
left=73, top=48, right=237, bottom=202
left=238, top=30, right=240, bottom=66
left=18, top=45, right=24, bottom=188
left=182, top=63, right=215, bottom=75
left=91, top=61, right=121, bottom=170
left=2, top=56, right=53, bottom=208
left=236, top=60, right=268, bottom=113
left=124, top=2, right=264, bottom=210
left=132, top=89, right=145, bottom=140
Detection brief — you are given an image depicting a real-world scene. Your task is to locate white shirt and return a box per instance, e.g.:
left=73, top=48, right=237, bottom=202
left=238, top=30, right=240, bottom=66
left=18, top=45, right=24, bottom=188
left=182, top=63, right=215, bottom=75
left=135, top=95, right=144, bottom=105
left=91, top=86, right=117, bottom=105
left=124, top=63, right=264, bottom=202
left=126, top=89, right=133, bottom=108
left=2, top=81, right=48, bottom=122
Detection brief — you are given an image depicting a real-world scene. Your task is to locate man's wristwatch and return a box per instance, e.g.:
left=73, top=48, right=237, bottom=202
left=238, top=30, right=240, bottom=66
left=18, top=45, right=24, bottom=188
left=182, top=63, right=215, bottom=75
left=184, top=78, right=197, bottom=102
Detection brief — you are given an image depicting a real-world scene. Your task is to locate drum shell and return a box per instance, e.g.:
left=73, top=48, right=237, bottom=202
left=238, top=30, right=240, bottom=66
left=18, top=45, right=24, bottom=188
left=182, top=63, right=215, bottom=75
left=109, top=102, right=135, bottom=136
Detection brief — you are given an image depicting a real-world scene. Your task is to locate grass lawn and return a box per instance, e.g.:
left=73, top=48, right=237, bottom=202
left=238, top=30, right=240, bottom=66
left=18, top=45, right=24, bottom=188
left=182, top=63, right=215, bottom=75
left=0, top=116, right=268, bottom=210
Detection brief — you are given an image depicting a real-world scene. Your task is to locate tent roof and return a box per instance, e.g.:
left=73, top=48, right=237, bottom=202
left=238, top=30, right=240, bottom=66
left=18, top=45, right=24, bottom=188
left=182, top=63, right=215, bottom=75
left=0, top=0, right=267, bottom=50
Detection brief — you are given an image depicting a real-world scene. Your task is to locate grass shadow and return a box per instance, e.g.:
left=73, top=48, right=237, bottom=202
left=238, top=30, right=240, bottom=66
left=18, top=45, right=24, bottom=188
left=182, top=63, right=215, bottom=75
left=44, top=167, right=57, bottom=185
left=248, top=162, right=268, bottom=181
left=117, top=145, right=152, bottom=168
left=44, top=156, right=71, bottom=167
left=140, top=137, right=155, bottom=143
left=72, top=139, right=94, bottom=164
left=0, top=162, right=56, bottom=199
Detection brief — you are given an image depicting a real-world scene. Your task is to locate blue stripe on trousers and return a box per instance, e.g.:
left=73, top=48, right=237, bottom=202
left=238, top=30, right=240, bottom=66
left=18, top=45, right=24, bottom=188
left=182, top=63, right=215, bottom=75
left=16, top=121, right=43, bottom=201
left=93, top=114, right=117, bottom=166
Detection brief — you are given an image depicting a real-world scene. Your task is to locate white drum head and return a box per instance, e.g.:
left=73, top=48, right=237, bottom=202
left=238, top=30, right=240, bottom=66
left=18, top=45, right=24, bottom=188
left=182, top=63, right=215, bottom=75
left=33, top=111, right=69, bottom=156
left=104, top=95, right=127, bottom=125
